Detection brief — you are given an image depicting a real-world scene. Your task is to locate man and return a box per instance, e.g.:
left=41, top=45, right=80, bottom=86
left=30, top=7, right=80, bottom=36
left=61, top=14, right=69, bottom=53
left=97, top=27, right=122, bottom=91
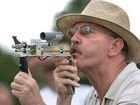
left=11, top=0, right=140, bottom=105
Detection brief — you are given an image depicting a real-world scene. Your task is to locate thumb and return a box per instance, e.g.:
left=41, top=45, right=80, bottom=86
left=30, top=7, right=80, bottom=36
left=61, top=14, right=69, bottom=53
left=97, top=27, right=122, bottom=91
left=28, top=68, right=32, bottom=77
left=73, top=60, right=77, bottom=67
left=73, top=60, right=78, bottom=72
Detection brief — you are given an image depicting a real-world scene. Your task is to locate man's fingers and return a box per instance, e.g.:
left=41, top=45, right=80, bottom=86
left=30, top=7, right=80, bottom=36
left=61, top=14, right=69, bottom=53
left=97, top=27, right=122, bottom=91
left=28, top=68, right=32, bottom=77
left=58, top=78, right=80, bottom=87
left=54, top=65, right=77, bottom=73
left=57, top=71, right=80, bottom=81
left=55, top=59, right=69, bottom=67
left=14, top=72, right=33, bottom=85
left=73, top=60, right=78, bottom=67
left=14, top=75, right=27, bottom=85
left=11, top=82, right=23, bottom=91
left=11, top=90, right=20, bottom=98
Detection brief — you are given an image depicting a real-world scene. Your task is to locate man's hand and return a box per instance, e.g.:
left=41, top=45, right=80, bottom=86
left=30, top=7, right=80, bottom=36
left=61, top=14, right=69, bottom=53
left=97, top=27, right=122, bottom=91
left=54, top=59, right=80, bottom=105
left=11, top=70, right=45, bottom=105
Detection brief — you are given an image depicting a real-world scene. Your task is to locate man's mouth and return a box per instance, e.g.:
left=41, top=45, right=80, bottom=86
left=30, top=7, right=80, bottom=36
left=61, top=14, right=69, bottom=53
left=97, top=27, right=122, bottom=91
left=71, top=48, right=76, bottom=53
left=70, top=45, right=82, bottom=55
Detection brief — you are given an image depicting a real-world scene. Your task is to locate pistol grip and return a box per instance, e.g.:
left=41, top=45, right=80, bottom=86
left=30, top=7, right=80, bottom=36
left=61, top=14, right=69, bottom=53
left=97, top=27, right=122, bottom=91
left=19, top=56, right=28, bottom=73
left=67, top=56, right=75, bottom=95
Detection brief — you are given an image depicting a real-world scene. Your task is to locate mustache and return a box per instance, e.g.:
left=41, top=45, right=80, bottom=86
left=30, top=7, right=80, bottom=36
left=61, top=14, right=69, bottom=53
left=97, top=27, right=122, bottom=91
left=70, top=44, right=82, bottom=55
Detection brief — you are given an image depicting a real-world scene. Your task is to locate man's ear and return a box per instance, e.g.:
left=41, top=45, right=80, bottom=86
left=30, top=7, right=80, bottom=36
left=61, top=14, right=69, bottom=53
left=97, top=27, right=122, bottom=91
left=108, top=38, right=124, bottom=57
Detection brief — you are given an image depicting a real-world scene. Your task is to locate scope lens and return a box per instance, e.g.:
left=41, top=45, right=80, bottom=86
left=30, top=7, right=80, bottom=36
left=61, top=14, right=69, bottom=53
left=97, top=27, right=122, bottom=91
left=40, top=32, right=46, bottom=40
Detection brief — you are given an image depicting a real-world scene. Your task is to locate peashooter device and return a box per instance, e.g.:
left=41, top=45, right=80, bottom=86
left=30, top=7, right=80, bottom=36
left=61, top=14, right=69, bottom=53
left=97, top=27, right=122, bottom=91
left=12, top=32, right=74, bottom=95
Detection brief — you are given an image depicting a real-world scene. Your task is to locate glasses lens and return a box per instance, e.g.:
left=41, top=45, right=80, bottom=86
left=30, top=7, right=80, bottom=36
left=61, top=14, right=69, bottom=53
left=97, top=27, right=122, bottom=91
left=67, top=28, right=76, bottom=38
left=80, top=26, right=91, bottom=35
left=67, top=26, right=91, bottom=38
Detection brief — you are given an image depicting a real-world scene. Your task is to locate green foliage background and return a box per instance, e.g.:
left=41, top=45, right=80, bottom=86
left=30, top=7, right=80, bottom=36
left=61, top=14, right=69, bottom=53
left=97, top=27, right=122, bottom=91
left=0, top=48, right=20, bottom=105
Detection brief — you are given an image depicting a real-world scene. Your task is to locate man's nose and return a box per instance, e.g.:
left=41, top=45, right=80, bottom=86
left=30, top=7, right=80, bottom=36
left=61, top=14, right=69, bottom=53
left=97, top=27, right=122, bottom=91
left=71, top=31, right=82, bottom=44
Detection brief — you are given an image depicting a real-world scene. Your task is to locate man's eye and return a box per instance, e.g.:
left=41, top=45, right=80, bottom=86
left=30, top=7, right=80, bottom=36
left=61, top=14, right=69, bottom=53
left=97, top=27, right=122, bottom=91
left=67, top=28, right=76, bottom=38
left=80, top=29, right=90, bottom=35
left=80, top=26, right=91, bottom=35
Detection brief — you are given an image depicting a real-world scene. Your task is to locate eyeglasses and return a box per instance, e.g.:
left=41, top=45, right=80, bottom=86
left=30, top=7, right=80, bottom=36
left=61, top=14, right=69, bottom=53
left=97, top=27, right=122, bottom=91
left=67, top=25, right=128, bottom=53
left=67, top=25, right=95, bottom=39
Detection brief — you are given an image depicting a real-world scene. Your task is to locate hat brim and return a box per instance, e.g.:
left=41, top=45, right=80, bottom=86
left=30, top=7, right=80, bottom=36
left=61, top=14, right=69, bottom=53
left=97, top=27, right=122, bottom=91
left=56, top=14, right=140, bottom=63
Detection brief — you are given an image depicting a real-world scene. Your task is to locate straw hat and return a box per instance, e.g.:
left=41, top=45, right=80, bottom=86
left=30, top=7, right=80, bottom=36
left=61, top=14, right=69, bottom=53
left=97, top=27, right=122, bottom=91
left=56, top=0, right=140, bottom=63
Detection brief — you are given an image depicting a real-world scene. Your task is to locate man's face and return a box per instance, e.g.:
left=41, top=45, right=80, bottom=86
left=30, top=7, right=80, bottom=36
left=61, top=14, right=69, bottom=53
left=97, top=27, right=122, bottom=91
left=69, top=22, right=114, bottom=71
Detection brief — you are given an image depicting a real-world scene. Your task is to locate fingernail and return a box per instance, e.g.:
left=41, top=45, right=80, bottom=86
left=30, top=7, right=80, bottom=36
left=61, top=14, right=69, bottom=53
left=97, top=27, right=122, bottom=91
left=77, top=77, right=80, bottom=81
left=63, top=59, right=68, bottom=64
left=77, top=83, right=80, bottom=87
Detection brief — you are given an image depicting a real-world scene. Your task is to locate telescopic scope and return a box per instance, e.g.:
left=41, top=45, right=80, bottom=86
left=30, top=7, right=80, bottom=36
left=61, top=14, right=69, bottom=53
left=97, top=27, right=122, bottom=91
left=40, top=32, right=64, bottom=42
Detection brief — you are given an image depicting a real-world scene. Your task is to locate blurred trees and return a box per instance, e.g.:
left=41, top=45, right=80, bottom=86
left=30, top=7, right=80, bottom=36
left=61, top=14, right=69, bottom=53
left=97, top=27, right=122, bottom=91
left=137, top=63, right=140, bottom=68
left=53, top=0, right=90, bottom=27
left=0, top=49, right=18, bottom=84
left=0, top=48, right=20, bottom=105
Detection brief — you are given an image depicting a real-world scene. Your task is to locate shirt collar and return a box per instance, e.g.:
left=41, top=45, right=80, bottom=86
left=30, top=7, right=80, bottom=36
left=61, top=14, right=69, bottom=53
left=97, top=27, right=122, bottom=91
left=104, top=62, right=138, bottom=100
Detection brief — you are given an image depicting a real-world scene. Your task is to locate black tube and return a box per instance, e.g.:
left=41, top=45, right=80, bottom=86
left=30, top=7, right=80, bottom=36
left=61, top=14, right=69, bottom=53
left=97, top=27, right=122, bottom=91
left=19, top=57, right=28, bottom=73
left=67, top=56, right=75, bottom=95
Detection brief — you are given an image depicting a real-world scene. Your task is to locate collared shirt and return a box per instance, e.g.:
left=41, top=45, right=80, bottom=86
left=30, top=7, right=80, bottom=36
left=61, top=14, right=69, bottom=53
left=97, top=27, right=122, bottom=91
left=84, top=62, right=140, bottom=105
